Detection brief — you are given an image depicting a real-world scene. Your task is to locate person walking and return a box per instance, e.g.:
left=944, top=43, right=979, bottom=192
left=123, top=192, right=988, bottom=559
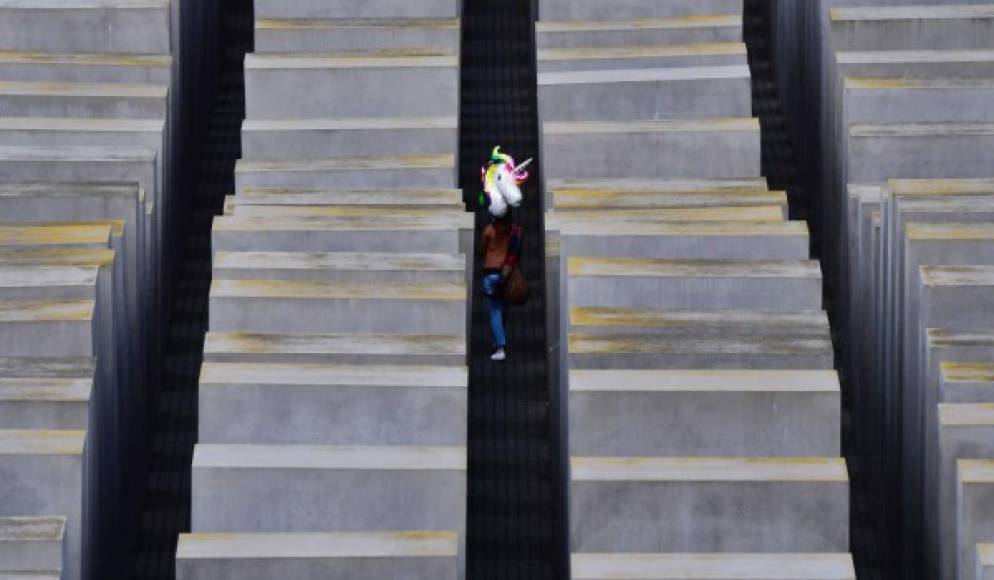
left=480, top=212, right=523, bottom=361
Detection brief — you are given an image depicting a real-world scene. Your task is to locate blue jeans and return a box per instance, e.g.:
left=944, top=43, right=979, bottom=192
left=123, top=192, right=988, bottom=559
left=483, top=272, right=507, bottom=348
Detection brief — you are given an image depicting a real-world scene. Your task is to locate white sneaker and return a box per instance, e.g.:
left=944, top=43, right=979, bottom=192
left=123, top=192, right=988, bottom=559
left=490, top=348, right=506, bottom=362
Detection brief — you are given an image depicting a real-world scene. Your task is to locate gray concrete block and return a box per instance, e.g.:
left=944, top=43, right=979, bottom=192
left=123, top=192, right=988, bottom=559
left=830, top=6, right=994, bottom=51
left=234, top=154, right=457, bottom=190
left=0, top=0, right=171, bottom=54
left=241, top=118, right=457, bottom=161
left=920, top=266, right=994, bottom=333
left=942, top=363, right=994, bottom=404
left=0, top=300, right=95, bottom=357
left=203, top=332, right=466, bottom=367
left=254, top=18, right=461, bottom=53
left=0, top=81, right=167, bottom=119
left=212, top=251, right=465, bottom=284
left=536, top=15, right=743, bottom=49
left=979, top=545, right=994, bottom=580
left=0, top=430, right=84, bottom=580
left=538, top=0, right=743, bottom=21
left=569, top=369, right=840, bottom=456
left=958, top=460, right=994, bottom=580
left=0, top=51, right=172, bottom=84
left=570, top=456, right=849, bottom=553
left=0, top=516, right=64, bottom=573
left=231, top=187, right=463, bottom=210
left=548, top=178, right=782, bottom=211
left=571, top=553, right=856, bottom=579
left=208, top=279, right=466, bottom=335
left=538, top=66, right=752, bottom=121
left=837, top=49, right=994, bottom=80
left=567, top=257, right=823, bottom=310
left=542, top=119, right=761, bottom=181
left=936, top=405, right=994, bottom=580
left=559, top=221, right=809, bottom=260
left=254, top=0, right=460, bottom=19
left=211, top=214, right=469, bottom=254
left=537, top=44, right=747, bottom=72
left=569, top=306, right=829, bottom=336
left=198, top=362, right=466, bottom=445
left=847, top=123, right=994, bottom=182
left=176, top=531, right=459, bottom=580
left=567, top=333, right=834, bottom=370
left=0, top=266, right=98, bottom=301
left=191, top=444, right=465, bottom=533
left=844, top=78, right=994, bottom=124
left=0, top=357, right=95, bottom=380
left=0, top=378, right=90, bottom=431
left=245, top=52, right=458, bottom=119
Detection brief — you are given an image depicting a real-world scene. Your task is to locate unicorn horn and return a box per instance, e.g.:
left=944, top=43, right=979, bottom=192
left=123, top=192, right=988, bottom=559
left=514, top=158, right=534, bottom=173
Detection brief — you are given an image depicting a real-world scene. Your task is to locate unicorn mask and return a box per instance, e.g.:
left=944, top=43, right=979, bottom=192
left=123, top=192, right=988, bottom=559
left=480, top=146, right=532, bottom=218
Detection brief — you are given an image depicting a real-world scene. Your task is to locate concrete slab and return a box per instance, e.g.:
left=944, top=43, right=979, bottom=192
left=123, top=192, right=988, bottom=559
left=0, top=430, right=84, bottom=580
left=0, top=266, right=98, bottom=301
left=942, top=363, right=994, bottom=404
left=0, top=299, right=95, bottom=357
left=241, top=117, right=457, bottom=161
left=208, top=279, right=466, bottom=335
left=0, top=119, right=166, bottom=158
left=199, top=362, right=466, bottom=445
left=0, top=357, right=94, bottom=380
left=547, top=207, right=786, bottom=228
left=567, top=257, right=823, bottom=310
left=0, top=516, right=64, bottom=573
left=844, top=78, right=994, bottom=124
left=538, top=43, right=747, bottom=72
left=979, top=544, right=994, bottom=580
left=937, top=404, right=994, bottom=577
left=0, top=378, right=90, bottom=430
left=920, top=266, right=994, bottom=333
left=559, top=221, right=809, bottom=260
left=203, top=332, right=466, bottom=366
left=837, top=49, right=994, bottom=80
left=0, top=0, right=171, bottom=54
left=536, top=15, right=743, bottom=50
left=538, top=65, right=752, bottom=120
left=569, top=307, right=830, bottom=336
left=548, top=178, right=782, bottom=211
left=244, top=51, right=458, bottom=119
left=254, top=18, right=461, bottom=53
left=542, top=118, right=761, bottom=181
left=231, top=187, right=463, bottom=209
left=830, top=5, right=994, bottom=51
left=211, top=214, right=469, bottom=254
left=234, top=154, right=457, bottom=190
left=0, top=51, right=172, bottom=83
left=538, top=0, right=743, bottom=22
left=176, top=531, right=458, bottom=580
left=254, top=0, right=460, bottom=19
left=191, top=444, right=465, bottom=533
left=568, top=332, right=834, bottom=370
left=848, top=123, right=994, bottom=182
left=569, top=369, right=840, bottom=456
left=570, top=456, right=849, bottom=553
left=958, top=460, right=994, bottom=580
left=571, top=553, right=856, bottom=579
left=212, top=251, right=465, bottom=283
left=0, top=81, right=167, bottom=119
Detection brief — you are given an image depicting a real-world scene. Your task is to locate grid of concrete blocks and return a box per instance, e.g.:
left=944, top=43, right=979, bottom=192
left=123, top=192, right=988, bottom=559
left=536, top=0, right=858, bottom=578
left=813, top=4, right=994, bottom=580
left=175, top=1, right=471, bottom=578
left=0, top=1, right=200, bottom=579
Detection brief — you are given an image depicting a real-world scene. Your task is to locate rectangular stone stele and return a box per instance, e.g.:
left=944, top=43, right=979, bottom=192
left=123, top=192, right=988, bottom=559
left=175, top=531, right=458, bottom=580
left=978, top=544, right=994, bottom=580
left=0, top=516, right=65, bottom=573
left=570, top=456, right=849, bottom=553
left=958, top=460, right=994, bottom=580
left=571, top=553, right=857, bottom=579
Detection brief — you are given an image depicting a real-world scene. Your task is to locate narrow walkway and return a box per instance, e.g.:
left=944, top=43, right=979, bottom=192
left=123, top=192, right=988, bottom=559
left=460, top=0, right=560, bottom=578
left=131, top=5, right=252, bottom=578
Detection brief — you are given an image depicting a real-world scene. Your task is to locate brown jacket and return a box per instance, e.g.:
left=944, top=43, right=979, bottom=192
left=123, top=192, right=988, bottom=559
left=480, top=220, right=521, bottom=271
